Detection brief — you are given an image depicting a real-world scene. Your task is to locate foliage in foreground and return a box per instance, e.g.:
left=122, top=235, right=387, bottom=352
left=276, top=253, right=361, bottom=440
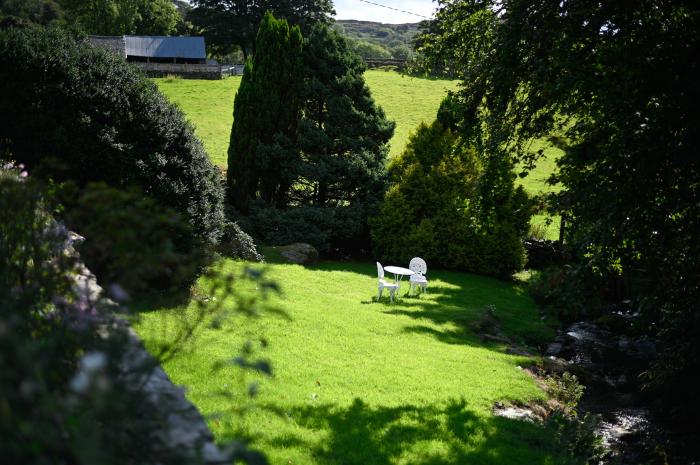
left=0, top=26, right=225, bottom=250
left=0, top=168, right=272, bottom=464
left=372, top=97, right=531, bottom=278
left=64, top=183, right=206, bottom=299
left=417, top=0, right=700, bottom=421
left=0, top=171, right=183, bottom=464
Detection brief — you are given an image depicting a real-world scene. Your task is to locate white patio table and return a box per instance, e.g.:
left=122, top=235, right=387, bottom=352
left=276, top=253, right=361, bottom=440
left=383, top=265, right=414, bottom=288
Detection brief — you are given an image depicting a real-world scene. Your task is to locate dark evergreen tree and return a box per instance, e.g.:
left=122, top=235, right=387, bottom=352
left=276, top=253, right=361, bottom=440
left=227, top=11, right=304, bottom=211
left=0, top=27, right=225, bottom=249
left=293, top=23, right=394, bottom=209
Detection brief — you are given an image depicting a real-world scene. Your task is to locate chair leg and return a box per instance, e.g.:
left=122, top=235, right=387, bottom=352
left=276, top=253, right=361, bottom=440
left=378, top=286, right=383, bottom=301
left=389, top=288, right=395, bottom=303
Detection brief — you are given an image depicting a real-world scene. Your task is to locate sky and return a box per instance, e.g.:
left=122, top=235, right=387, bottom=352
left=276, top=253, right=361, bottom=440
left=333, top=0, right=437, bottom=24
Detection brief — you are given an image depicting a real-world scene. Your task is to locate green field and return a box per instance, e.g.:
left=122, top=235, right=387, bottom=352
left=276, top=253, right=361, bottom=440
left=518, top=139, right=563, bottom=240
left=154, top=70, right=459, bottom=166
left=154, top=70, right=561, bottom=237
left=135, top=257, right=571, bottom=465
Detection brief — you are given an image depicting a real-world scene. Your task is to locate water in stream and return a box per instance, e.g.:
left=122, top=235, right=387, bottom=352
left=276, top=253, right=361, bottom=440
left=546, top=318, right=693, bottom=464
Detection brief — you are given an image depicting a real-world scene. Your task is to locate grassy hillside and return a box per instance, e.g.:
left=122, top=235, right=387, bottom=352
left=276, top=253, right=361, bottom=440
left=154, top=70, right=459, bottom=165
left=335, top=19, right=420, bottom=57
left=154, top=71, right=560, bottom=238
left=135, top=257, right=567, bottom=465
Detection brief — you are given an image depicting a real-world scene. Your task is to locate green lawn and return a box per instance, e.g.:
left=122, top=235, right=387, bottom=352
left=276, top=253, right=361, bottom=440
left=134, top=257, right=573, bottom=465
left=155, top=76, right=240, bottom=168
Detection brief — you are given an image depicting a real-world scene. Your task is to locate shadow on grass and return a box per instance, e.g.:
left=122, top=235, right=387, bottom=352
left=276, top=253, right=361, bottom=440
left=219, top=398, right=566, bottom=465
left=127, top=290, right=192, bottom=313
left=310, top=260, right=554, bottom=349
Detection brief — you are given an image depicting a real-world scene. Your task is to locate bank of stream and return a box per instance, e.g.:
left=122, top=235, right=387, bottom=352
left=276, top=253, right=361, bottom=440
left=544, top=308, right=695, bottom=464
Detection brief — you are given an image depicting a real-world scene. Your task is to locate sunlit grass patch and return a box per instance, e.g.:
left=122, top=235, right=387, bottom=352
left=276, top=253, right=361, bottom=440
left=134, top=258, right=570, bottom=465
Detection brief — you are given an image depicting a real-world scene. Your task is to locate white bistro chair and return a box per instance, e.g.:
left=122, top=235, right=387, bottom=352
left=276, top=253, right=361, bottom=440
left=376, top=262, right=399, bottom=302
left=409, top=257, right=428, bottom=295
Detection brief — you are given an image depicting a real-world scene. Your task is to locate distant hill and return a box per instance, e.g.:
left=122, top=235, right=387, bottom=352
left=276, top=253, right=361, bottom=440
left=335, top=20, right=420, bottom=48
left=334, top=20, right=420, bottom=60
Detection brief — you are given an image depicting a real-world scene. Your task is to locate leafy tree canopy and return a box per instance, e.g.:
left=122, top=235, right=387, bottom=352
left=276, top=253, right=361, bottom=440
left=189, top=0, right=334, bottom=59
left=0, top=0, right=63, bottom=26
left=58, top=0, right=181, bottom=35
left=417, top=0, right=700, bottom=419
left=346, top=36, right=391, bottom=59
left=1, top=0, right=182, bottom=35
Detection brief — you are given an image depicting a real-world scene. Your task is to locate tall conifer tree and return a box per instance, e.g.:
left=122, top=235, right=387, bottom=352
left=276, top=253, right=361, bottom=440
left=227, top=11, right=303, bottom=211
left=293, top=23, right=394, bottom=208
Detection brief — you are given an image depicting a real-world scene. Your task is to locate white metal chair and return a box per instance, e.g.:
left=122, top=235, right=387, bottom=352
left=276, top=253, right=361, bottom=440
left=408, top=257, right=428, bottom=295
left=376, top=262, right=399, bottom=302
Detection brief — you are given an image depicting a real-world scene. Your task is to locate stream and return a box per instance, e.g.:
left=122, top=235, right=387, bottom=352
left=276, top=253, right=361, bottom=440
left=545, top=316, right=693, bottom=464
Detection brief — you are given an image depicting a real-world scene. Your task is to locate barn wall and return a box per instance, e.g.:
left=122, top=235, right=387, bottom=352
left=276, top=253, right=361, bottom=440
left=133, top=62, right=243, bottom=80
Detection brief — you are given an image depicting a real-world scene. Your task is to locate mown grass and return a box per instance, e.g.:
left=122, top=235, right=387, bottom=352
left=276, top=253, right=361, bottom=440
left=154, top=71, right=561, bottom=238
left=134, top=256, right=573, bottom=465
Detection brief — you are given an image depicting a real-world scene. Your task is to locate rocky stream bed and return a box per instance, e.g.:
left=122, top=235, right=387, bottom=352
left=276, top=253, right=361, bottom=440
left=543, top=314, right=696, bottom=464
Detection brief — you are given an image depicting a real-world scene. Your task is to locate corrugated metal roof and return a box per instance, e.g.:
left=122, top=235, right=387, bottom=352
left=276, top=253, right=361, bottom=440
left=124, top=36, right=206, bottom=59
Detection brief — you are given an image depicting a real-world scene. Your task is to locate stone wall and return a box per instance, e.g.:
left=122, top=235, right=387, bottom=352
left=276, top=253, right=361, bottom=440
left=364, top=58, right=407, bottom=70
left=88, top=35, right=127, bottom=57
left=133, top=62, right=243, bottom=80
left=69, top=233, right=232, bottom=464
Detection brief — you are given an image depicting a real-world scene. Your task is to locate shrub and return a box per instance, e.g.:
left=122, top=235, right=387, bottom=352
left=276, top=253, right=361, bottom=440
left=0, top=26, right=225, bottom=249
left=217, top=220, right=263, bottom=262
left=545, top=372, right=585, bottom=416
left=539, top=369, right=604, bottom=464
left=545, top=412, right=605, bottom=464
left=0, top=168, right=270, bottom=464
left=528, top=264, right=606, bottom=322
left=64, top=183, right=205, bottom=299
left=249, top=203, right=367, bottom=254
left=370, top=115, right=532, bottom=278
